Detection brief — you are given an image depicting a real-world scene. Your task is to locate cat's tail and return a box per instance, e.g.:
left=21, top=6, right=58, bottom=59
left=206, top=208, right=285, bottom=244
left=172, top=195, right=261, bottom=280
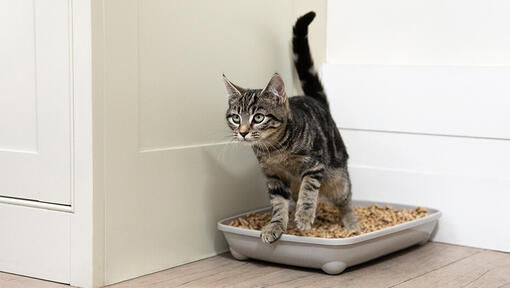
left=292, top=11, right=328, bottom=109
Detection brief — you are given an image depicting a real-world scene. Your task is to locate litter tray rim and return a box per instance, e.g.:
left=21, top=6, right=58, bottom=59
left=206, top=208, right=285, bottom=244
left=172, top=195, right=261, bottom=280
left=217, top=200, right=441, bottom=246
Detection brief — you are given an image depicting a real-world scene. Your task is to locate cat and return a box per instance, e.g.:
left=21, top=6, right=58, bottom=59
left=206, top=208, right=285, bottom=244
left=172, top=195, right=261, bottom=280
left=222, top=11, right=359, bottom=244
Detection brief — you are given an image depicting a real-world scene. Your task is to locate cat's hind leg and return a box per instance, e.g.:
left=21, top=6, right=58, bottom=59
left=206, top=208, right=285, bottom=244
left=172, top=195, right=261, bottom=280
left=324, top=168, right=360, bottom=230
left=295, top=163, right=325, bottom=231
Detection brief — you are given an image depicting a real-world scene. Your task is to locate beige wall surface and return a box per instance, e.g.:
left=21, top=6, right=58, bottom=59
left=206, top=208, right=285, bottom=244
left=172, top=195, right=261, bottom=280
left=94, top=0, right=326, bottom=285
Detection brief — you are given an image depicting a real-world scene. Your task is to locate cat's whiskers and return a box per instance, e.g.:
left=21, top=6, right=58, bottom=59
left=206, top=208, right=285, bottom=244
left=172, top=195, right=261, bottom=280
left=214, top=132, right=242, bottom=163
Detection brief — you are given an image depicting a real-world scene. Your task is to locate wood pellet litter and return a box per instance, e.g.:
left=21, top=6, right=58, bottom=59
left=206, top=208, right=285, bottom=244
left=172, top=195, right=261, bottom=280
left=229, top=202, right=428, bottom=238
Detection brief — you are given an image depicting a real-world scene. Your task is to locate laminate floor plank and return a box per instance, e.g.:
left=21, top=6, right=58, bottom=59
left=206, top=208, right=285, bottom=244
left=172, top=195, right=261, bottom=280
left=393, top=250, right=510, bottom=288
left=108, top=256, right=243, bottom=288
left=0, top=272, right=69, bottom=288
left=297, top=243, right=482, bottom=288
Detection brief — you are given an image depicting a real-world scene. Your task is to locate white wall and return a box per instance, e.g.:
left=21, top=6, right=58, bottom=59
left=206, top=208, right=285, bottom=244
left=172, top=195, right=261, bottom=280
left=324, top=0, right=510, bottom=252
left=327, top=0, right=510, bottom=66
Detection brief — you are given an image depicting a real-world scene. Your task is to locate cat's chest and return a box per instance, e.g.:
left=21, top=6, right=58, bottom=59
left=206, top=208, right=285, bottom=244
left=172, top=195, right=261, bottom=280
left=260, top=152, right=310, bottom=176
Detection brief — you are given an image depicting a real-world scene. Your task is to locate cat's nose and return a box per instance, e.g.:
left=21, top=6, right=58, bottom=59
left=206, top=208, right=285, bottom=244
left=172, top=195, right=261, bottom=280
left=239, top=131, right=249, bottom=138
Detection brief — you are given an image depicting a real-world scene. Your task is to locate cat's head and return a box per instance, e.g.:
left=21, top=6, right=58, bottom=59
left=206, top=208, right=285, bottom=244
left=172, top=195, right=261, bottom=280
left=223, top=73, right=289, bottom=145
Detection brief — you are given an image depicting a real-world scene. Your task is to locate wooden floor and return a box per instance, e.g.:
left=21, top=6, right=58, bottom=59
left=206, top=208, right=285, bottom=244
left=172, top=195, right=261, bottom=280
left=1, top=242, right=509, bottom=288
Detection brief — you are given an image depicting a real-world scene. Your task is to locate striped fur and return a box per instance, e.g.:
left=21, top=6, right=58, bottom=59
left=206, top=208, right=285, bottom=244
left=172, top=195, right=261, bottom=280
left=223, top=12, right=358, bottom=244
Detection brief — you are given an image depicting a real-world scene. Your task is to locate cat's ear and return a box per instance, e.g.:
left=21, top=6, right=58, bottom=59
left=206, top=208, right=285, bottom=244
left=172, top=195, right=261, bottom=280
left=262, top=73, right=286, bottom=104
left=222, top=74, right=244, bottom=99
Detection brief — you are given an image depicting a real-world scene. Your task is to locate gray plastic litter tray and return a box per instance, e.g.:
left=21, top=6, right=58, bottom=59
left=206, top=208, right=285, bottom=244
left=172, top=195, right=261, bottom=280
left=217, top=200, right=441, bottom=274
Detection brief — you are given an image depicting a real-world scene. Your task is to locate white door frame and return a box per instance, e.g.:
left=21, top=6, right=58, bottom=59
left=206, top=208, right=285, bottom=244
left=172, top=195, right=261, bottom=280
left=69, top=0, right=101, bottom=287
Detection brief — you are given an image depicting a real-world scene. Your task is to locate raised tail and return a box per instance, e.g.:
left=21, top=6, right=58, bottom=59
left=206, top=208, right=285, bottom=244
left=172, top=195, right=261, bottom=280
left=292, top=11, right=328, bottom=109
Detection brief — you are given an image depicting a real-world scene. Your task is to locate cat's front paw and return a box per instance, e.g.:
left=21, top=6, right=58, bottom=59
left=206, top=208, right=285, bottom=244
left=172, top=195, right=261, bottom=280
left=261, top=222, right=284, bottom=244
left=294, top=207, right=315, bottom=231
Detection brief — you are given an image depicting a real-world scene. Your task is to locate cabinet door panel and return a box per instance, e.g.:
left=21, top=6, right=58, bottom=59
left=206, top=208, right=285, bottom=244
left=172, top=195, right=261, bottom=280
left=0, top=0, right=72, bottom=205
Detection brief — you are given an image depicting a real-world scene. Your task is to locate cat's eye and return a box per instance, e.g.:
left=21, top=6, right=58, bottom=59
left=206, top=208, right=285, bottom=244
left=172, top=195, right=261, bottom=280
left=253, top=114, right=265, bottom=123
left=231, top=114, right=241, bottom=124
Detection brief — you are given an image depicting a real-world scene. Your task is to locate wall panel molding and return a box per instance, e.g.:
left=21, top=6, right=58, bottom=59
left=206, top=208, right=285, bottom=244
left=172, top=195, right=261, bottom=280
left=323, top=64, right=510, bottom=140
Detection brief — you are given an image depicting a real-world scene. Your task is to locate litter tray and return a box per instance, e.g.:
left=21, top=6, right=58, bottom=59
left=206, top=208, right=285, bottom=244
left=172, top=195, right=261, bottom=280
left=217, top=200, right=441, bottom=274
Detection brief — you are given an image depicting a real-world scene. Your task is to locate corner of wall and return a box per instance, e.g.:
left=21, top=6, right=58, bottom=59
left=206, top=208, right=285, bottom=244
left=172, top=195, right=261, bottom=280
left=91, top=0, right=105, bottom=286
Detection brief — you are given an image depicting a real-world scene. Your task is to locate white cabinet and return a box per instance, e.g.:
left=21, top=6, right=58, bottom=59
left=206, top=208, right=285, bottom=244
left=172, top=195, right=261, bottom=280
left=0, top=0, right=92, bottom=286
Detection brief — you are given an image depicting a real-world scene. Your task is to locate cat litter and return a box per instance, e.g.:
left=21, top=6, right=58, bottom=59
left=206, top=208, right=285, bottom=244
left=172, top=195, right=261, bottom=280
left=217, top=200, right=440, bottom=274
left=228, top=202, right=429, bottom=238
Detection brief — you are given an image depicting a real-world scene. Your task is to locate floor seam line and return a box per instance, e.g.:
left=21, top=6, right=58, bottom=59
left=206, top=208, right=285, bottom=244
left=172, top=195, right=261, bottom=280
left=387, top=250, right=484, bottom=288
left=459, top=268, right=491, bottom=288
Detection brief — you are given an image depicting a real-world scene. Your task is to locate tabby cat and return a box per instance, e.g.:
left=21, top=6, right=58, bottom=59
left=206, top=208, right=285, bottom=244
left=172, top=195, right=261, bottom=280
left=223, top=12, right=359, bottom=244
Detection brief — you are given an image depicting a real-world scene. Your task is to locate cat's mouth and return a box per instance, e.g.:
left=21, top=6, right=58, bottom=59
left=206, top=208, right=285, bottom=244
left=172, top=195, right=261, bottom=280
left=237, top=138, right=257, bottom=145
